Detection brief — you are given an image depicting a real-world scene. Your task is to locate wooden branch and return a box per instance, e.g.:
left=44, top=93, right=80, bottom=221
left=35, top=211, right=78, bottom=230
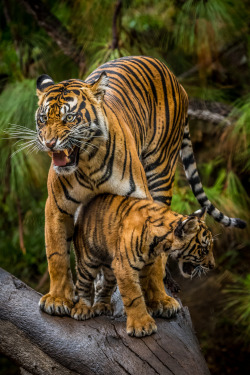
left=17, top=0, right=86, bottom=75
left=0, top=267, right=210, bottom=375
left=188, top=99, right=232, bottom=125
left=111, top=0, right=122, bottom=50
left=178, top=41, right=245, bottom=80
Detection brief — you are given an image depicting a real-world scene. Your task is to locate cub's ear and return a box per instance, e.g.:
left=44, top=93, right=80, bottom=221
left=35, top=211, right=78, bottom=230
left=36, top=74, right=55, bottom=97
left=174, top=217, right=199, bottom=239
left=190, top=207, right=207, bottom=221
left=91, top=72, right=109, bottom=102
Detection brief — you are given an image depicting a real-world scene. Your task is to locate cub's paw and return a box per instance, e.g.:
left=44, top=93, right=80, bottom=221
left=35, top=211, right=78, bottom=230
left=71, top=301, right=93, bottom=321
left=92, top=302, right=113, bottom=316
left=39, top=293, right=74, bottom=316
left=126, top=314, right=157, bottom=337
left=147, top=296, right=180, bottom=318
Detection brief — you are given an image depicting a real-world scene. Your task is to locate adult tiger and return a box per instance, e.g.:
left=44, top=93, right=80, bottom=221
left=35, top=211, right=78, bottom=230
left=36, top=56, right=245, bottom=315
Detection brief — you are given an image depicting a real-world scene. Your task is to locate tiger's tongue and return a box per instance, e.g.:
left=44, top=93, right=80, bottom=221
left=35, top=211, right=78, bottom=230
left=52, top=151, right=68, bottom=166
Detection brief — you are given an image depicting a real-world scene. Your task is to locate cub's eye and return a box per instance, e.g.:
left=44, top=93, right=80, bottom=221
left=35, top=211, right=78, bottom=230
left=40, top=115, right=47, bottom=123
left=65, top=114, right=75, bottom=122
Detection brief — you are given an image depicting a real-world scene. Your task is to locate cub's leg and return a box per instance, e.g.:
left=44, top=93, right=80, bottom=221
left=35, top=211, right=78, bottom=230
left=164, top=263, right=181, bottom=293
left=71, top=261, right=97, bottom=320
left=112, top=258, right=157, bottom=337
left=71, top=236, right=99, bottom=321
left=141, top=256, right=180, bottom=318
left=39, top=199, right=75, bottom=316
left=92, top=266, right=116, bottom=316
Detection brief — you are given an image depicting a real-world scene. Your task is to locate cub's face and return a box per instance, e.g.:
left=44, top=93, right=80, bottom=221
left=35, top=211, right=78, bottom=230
left=171, top=209, right=215, bottom=278
left=35, top=73, right=108, bottom=175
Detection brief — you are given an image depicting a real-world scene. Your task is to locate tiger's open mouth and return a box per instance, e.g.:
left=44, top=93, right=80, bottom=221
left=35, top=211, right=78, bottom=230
left=178, top=261, right=196, bottom=278
left=48, top=146, right=79, bottom=167
left=180, top=262, right=209, bottom=279
left=182, top=262, right=196, bottom=276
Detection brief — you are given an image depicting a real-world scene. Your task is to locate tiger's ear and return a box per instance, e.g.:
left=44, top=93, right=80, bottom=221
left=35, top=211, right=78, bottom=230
left=36, top=74, right=55, bottom=98
left=190, top=207, right=207, bottom=221
left=174, top=217, right=199, bottom=239
left=91, top=72, right=109, bottom=102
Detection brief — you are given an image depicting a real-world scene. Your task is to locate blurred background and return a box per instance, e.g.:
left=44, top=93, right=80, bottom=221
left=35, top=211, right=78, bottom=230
left=0, top=0, right=249, bottom=374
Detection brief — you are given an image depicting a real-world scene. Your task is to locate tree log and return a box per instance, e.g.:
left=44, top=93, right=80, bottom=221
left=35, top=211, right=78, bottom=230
left=0, top=268, right=210, bottom=375
left=188, top=99, right=232, bottom=125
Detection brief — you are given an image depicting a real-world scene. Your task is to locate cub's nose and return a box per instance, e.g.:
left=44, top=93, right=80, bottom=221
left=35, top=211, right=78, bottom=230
left=45, top=138, right=57, bottom=150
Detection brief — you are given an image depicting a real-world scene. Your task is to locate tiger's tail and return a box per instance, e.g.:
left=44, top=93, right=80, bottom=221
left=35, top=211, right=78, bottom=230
left=180, top=118, right=246, bottom=229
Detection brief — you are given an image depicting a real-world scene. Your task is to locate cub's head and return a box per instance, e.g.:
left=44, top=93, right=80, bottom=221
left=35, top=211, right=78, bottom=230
left=35, top=73, right=109, bottom=175
left=171, top=208, right=215, bottom=278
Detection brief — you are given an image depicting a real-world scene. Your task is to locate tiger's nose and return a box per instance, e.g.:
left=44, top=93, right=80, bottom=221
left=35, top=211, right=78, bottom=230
left=208, top=262, right=215, bottom=270
left=45, top=138, right=57, bottom=150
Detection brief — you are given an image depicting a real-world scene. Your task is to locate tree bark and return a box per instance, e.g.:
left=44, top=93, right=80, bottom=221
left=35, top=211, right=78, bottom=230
left=17, top=0, right=86, bottom=75
left=188, top=99, right=232, bottom=125
left=0, top=267, right=210, bottom=375
left=111, top=0, right=122, bottom=51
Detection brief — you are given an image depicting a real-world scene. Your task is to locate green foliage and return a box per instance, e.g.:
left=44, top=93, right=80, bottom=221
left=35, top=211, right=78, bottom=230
left=174, top=0, right=246, bottom=55
left=228, top=95, right=250, bottom=173
left=0, top=80, right=48, bottom=200
left=0, top=79, right=48, bottom=281
left=223, top=274, right=250, bottom=343
left=172, top=163, right=249, bottom=226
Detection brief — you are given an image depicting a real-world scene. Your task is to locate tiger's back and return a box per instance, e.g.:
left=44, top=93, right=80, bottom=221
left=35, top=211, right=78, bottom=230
left=86, top=56, right=188, bottom=205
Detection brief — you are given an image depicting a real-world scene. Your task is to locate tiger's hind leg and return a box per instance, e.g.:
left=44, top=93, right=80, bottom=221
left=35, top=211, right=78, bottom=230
left=92, top=266, right=116, bottom=316
left=142, top=117, right=185, bottom=307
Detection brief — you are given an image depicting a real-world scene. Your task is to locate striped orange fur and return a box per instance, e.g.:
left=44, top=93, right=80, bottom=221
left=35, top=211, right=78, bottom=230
left=72, top=194, right=214, bottom=337
left=36, top=56, right=244, bottom=316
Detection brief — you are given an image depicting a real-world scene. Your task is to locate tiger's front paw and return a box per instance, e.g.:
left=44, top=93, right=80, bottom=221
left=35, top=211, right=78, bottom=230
left=92, top=302, right=113, bottom=316
left=126, top=314, right=157, bottom=337
left=147, top=296, right=180, bottom=318
left=39, top=293, right=74, bottom=316
left=71, top=301, right=94, bottom=320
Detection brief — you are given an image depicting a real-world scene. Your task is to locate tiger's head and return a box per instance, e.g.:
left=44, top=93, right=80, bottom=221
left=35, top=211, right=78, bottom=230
left=171, top=208, right=215, bottom=278
left=35, top=73, right=109, bottom=175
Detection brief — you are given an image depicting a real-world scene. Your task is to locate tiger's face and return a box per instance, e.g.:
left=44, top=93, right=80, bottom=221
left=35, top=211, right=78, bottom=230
left=35, top=73, right=109, bottom=175
left=171, top=208, right=215, bottom=278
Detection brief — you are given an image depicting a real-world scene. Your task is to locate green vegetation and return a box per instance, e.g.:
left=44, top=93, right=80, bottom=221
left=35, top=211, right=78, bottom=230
left=0, top=1, right=249, bottom=374
left=223, top=274, right=250, bottom=344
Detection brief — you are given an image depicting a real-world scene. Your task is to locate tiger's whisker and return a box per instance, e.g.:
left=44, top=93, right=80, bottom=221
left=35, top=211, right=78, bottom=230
left=8, top=123, right=36, bottom=130
left=11, top=143, right=36, bottom=157
left=11, top=139, right=40, bottom=156
left=213, top=233, right=222, bottom=239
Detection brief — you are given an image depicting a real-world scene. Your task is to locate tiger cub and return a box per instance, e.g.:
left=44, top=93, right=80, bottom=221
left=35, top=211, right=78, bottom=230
left=72, top=194, right=214, bottom=337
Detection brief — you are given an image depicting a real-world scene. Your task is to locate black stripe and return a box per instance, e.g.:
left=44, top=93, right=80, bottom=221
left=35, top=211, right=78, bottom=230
left=58, top=177, right=80, bottom=204
left=127, top=152, right=136, bottom=196
left=48, top=251, right=62, bottom=259
left=125, top=295, right=143, bottom=308
left=51, top=186, right=73, bottom=217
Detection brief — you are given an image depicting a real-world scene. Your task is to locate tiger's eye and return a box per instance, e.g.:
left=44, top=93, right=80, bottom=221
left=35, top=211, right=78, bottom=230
left=66, top=114, right=75, bottom=122
left=40, top=115, right=47, bottom=123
